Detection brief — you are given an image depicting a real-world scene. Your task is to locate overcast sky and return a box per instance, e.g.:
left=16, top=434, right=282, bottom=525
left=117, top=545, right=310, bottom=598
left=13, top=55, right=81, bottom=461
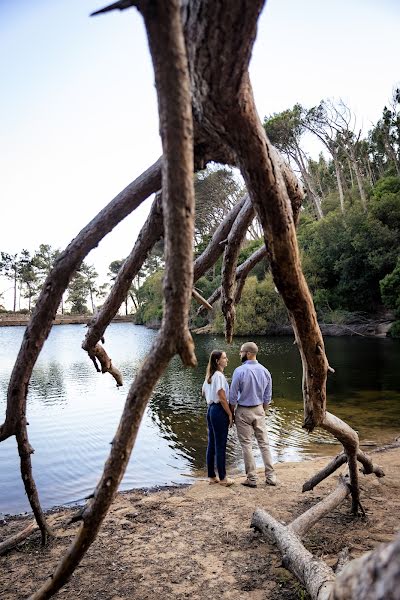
left=0, top=0, right=398, bottom=305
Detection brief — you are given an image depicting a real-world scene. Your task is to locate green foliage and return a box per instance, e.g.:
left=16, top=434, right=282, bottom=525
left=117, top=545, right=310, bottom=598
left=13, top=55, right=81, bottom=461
left=298, top=204, right=399, bottom=312
left=214, top=275, right=288, bottom=335
left=134, top=270, right=164, bottom=326
left=388, top=321, right=400, bottom=338
left=380, top=258, right=400, bottom=317
left=372, top=176, right=400, bottom=200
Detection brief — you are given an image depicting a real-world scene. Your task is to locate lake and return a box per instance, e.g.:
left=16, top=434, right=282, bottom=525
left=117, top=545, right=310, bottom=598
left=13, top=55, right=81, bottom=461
left=1, top=323, right=399, bottom=515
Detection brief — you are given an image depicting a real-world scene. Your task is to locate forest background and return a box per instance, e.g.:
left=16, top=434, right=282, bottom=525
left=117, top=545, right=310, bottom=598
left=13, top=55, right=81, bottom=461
left=1, top=94, right=400, bottom=337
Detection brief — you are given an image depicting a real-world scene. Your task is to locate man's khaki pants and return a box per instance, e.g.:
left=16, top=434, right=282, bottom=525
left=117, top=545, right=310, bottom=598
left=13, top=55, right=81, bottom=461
left=235, top=404, right=274, bottom=483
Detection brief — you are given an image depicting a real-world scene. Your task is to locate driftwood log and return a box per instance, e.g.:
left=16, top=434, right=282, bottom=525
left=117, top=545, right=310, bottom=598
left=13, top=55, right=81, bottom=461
left=251, top=474, right=399, bottom=600
left=0, top=1, right=393, bottom=598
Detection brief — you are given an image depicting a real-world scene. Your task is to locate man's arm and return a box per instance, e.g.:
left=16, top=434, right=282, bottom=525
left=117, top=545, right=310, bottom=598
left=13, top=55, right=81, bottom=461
left=263, top=372, right=272, bottom=409
left=229, top=369, right=241, bottom=407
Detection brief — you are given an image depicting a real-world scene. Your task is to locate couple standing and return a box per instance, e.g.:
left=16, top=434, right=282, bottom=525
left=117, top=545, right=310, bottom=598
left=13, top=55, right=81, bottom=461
left=202, top=341, right=277, bottom=488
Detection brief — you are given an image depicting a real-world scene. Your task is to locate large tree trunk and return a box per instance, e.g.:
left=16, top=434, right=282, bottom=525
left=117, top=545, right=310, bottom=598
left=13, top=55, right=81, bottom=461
left=1, top=3, right=386, bottom=598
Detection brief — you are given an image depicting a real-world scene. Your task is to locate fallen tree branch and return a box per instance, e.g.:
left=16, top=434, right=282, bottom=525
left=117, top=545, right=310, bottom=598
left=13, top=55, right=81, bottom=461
left=0, top=513, right=63, bottom=556
left=290, top=477, right=350, bottom=538
left=302, top=453, right=348, bottom=492
left=251, top=508, right=335, bottom=600
left=0, top=520, right=38, bottom=556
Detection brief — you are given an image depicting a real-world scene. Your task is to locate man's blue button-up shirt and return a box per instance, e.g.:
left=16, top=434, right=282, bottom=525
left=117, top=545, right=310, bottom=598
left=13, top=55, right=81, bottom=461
left=229, top=360, right=272, bottom=407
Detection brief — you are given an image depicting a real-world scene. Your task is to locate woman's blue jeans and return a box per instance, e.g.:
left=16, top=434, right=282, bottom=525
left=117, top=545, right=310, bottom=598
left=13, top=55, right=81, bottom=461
left=206, top=402, right=229, bottom=480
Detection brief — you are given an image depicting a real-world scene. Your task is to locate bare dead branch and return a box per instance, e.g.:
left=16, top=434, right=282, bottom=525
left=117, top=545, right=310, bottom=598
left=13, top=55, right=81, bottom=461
left=0, top=520, right=38, bottom=556
left=0, top=157, right=161, bottom=443
left=193, top=195, right=247, bottom=281
left=302, top=452, right=347, bottom=492
left=82, top=192, right=163, bottom=358
left=198, top=245, right=268, bottom=314
left=290, top=476, right=350, bottom=538
left=251, top=508, right=335, bottom=600
left=229, top=79, right=328, bottom=431
left=192, top=288, right=213, bottom=311
left=221, top=197, right=255, bottom=342
left=90, top=0, right=137, bottom=17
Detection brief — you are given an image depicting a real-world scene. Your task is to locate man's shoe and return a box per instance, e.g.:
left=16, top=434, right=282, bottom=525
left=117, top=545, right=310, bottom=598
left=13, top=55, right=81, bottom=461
left=241, top=480, right=257, bottom=488
left=265, top=474, right=278, bottom=486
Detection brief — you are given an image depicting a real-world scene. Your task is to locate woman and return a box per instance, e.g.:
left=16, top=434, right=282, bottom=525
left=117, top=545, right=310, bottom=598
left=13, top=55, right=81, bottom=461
left=202, top=350, right=234, bottom=486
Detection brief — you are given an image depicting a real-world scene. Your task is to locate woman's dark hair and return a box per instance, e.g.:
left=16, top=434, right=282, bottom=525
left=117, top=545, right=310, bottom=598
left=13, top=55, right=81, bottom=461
left=205, top=350, right=223, bottom=384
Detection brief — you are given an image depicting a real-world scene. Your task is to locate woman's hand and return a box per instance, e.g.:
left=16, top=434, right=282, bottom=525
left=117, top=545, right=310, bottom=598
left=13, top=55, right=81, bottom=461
left=228, top=413, right=233, bottom=428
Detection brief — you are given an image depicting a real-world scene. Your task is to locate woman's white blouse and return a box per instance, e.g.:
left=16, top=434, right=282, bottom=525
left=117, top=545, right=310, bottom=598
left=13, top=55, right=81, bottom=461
left=202, top=371, right=229, bottom=406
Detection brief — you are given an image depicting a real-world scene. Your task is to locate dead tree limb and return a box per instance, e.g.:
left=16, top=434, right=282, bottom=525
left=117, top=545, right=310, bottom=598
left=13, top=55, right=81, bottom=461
left=82, top=192, right=164, bottom=378
left=320, top=412, right=361, bottom=514
left=221, top=197, right=255, bottom=342
left=252, top=504, right=400, bottom=600
left=228, top=80, right=328, bottom=431
left=0, top=520, right=38, bottom=556
left=198, top=244, right=268, bottom=314
left=303, top=450, right=385, bottom=493
left=193, top=195, right=247, bottom=282
left=192, top=288, right=213, bottom=311
left=303, top=453, right=348, bottom=492
left=0, top=158, right=161, bottom=542
left=290, top=477, right=350, bottom=538
left=30, top=2, right=196, bottom=597
left=1, top=157, right=161, bottom=443
left=252, top=508, right=335, bottom=600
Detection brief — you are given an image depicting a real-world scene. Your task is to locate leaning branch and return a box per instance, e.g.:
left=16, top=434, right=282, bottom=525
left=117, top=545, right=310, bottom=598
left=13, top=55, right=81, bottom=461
left=198, top=245, right=268, bottom=314
left=230, top=82, right=328, bottom=431
left=193, top=195, right=247, bottom=282
left=30, top=3, right=196, bottom=596
left=221, top=197, right=255, bottom=342
left=82, top=191, right=164, bottom=373
left=0, top=157, right=161, bottom=443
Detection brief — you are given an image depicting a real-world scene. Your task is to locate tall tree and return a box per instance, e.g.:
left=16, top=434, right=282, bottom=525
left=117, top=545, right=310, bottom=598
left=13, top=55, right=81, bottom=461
left=0, top=252, right=19, bottom=312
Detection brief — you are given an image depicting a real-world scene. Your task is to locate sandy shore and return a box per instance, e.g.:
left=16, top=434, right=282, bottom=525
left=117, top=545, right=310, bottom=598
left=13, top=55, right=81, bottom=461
left=1, top=444, right=399, bottom=600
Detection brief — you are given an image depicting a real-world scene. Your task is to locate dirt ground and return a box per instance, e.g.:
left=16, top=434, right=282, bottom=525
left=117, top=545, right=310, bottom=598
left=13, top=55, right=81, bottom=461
left=1, top=445, right=400, bottom=600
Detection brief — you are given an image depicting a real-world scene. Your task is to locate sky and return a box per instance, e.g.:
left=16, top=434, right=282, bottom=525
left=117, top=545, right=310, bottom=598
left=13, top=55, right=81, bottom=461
left=0, top=0, right=398, bottom=308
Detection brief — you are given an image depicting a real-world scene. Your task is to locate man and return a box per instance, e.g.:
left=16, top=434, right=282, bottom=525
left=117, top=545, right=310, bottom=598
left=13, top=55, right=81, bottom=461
left=229, top=341, right=277, bottom=488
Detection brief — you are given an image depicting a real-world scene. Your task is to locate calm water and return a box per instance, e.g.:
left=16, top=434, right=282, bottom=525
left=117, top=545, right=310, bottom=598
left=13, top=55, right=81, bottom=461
left=0, top=323, right=399, bottom=515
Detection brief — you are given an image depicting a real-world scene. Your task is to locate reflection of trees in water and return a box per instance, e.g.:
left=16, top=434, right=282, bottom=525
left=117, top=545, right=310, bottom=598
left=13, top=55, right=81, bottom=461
left=149, top=363, right=208, bottom=471
left=30, top=361, right=66, bottom=405
left=147, top=337, right=400, bottom=470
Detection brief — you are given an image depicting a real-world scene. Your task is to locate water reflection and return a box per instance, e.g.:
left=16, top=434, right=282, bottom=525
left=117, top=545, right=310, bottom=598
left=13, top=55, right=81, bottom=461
left=0, top=325, right=399, bottom=515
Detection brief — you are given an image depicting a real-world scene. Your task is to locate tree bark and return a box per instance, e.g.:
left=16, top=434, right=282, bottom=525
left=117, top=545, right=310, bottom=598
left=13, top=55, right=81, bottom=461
left=221, top=197, right=255, bottom=342
left=251, top=508, right=335, bottom=600
left=332, top=533, right=400, bottom=599
left=30, top=2, right=196, bottom=596
left=83, top=192, right=163, bottom=358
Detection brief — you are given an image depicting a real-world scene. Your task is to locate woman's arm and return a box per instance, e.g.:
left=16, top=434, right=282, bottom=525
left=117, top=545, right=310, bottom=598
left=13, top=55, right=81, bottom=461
left=217, top=389, right=233, bottom=426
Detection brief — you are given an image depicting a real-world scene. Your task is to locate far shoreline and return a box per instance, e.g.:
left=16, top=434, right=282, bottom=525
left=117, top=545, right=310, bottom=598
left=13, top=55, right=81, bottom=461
left=1, top=313, right=396, bottom=338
